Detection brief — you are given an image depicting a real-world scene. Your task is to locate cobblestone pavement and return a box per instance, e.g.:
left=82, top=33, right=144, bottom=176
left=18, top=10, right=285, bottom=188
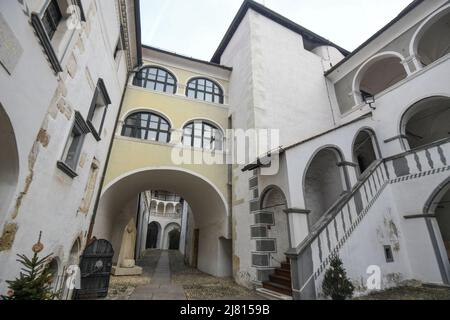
left=106, top=249, right=262, bottom=300
left=105, top=250, right=160, bottom=300
left=168, top=251, right=262, bottom=300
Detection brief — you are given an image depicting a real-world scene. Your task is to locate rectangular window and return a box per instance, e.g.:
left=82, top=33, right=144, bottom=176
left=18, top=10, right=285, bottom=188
left=41, top=0, right=63, bottom=40
left=384, top=245, right=394, bottom=263
left=57, top=111, right=91, bottom=178
left=87, top=79, right=111, bottom=141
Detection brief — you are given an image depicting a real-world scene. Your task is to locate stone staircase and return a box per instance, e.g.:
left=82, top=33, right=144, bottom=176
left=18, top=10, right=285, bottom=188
left=261, top=259, right=292, bottom=296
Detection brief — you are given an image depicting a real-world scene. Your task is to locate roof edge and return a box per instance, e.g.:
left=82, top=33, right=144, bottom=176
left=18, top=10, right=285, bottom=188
left=211, top=0, right=350, bottom=64
left=134, top=0, right=142, bottom=67
left=325, top=0, right=424, bottom=76
left=142, top=44, right=233, bottom=71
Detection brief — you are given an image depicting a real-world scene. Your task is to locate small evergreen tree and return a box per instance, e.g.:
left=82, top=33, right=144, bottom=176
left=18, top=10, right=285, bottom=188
left=322, top=255, right=354, bottom=300
left=1, top=232, right=59, bottom=300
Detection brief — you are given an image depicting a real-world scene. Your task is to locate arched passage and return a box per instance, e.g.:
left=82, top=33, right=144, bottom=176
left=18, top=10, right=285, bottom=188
left=260, top=186, right=289, bottom=266
left=424, top=178, right=450, bottom=284
left=146, top=221, right=161, bottom=249
left=353, top=53, right=408, bottom=104
left=401, top=96, right=450, bottom=149
left=353, top=129, right=379, bottom=176
left=92, top=167, right=230, bottom=277
left=157, top=202, right=165, bottom=215
left=163, top=223, right=181, bottom=250
left=166, top=203, right=175, bottom=215
left=412, top=6, right=450, bottom=67
left=303, top=147, right=349, bottom=228
left=0, top=103, right=19, bottom=224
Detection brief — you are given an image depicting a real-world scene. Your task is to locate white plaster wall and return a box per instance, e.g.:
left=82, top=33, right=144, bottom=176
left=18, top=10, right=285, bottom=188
left=0, top=0, right=129, bottom=292
left=249, top=10, right=336, bottom=148
left=314, top=185, right=413, bottom=297
left=389, top=172, right=450, bottom=284
left=220, top=11, right=258, bottom=286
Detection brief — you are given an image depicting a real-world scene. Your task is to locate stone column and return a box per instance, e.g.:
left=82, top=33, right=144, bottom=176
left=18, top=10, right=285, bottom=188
left=179, top=202, right=189, bottom=255
left=337, top=161, right=358, bottom=189
left=283, top=208, right=310, bottom=249
left=283, top=208, right=317, bottom=300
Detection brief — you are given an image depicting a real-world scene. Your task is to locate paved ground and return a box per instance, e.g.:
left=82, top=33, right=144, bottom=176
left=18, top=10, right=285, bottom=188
left=106, top=249, right=262, bottom=300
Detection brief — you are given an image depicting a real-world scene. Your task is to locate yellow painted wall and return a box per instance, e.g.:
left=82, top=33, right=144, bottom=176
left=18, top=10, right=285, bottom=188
left=103, top=60, right=230, bottom=198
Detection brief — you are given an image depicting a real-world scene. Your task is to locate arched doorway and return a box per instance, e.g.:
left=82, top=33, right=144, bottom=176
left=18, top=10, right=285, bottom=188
left=0, top=102, right=19, bottom=224
left=260, top=186, right=289, bottom=265
left=92, top=167, right=231, bottom=277
left=162, top=223, right=181, bottom=250
left=424, top=178, right=450, bottom=284
left=413, top=6, right=450, bottom=67
left=168, top=228, right=181, bottom=250
left=146, top=221, right=160, bottom=249
left=353, top=129, right=379, bottom=176
left=401, top=96, right=450, bottom=149
left=304, top=147, right=349, bottom=228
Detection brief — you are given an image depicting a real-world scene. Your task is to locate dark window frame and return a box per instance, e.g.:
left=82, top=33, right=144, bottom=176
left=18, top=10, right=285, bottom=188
left=41, top=0, right=63, bottom=40
left=87, top=78, right=112, bottom=141
left=182, top=120, right=223, bottom=151
left=185, top=77, right=224, bottom=104
left=121, top=112, right=171, bottom=143
left=57, top=111, right=91, bottom=178
left=384, top=245, right=394, bottom=263
left=133, top=66, right=177, bottom=94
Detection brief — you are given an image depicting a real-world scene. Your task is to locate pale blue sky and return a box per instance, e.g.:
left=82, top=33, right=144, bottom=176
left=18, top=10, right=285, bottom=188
left=140, top=0, right=413, bottom=61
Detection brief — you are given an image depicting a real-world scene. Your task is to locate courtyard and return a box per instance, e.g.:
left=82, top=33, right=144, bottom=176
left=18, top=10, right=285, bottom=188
left=105, top=250, right=262, bottom=300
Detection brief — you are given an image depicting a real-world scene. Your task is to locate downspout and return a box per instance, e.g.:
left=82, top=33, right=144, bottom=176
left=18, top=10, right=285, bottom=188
left=86, top=70, right=133, bottom=241
left=87, top=0, right=142, bottom=241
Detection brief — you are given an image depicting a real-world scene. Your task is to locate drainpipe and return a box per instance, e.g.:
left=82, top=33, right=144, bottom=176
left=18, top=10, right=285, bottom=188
left=86, top=69, right=135, bottom=241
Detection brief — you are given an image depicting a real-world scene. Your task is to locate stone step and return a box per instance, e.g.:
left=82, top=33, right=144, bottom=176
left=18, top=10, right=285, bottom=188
left=256, top=288, right=293, bottom=300
left=269, top=273, right=291, bottom=287
left=280, top=262, right=291, bottom=271
left=275, top=268, right=291, bottom=278
left=262, top=281, right=292, bottom=296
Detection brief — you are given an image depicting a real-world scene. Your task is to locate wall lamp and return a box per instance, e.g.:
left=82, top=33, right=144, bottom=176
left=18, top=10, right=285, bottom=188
left=363, top=94, right=376, bottom=110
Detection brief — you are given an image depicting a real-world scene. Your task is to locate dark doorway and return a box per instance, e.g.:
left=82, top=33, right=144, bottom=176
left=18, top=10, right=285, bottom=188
left=353, top=130, right=378, bottom=175
left=193, top=229, right=200, bottom=268
left=146, top=222, right=159, bottom=249
left=168, top=229, right=180, bottom=250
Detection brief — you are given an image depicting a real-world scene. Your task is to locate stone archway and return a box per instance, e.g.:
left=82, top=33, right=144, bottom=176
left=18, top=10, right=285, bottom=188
left=303, top=147, right=349, bottom=228
left=411, top=5, right=450, bottom=67
left=352, top=52, right=408, bottom=104
left=146, top=221, right=161, bottom=249
left=352, top=129, right=379, bottom=176
left=259, top=186, right=289, bottom=266
left=401, top=96, right=450, bottom=149
left=168, top=228, right=181, bottom=250
left=92, top=167, right=231, bottom=277
left=424, top=177, right=450, bottom=284
left=162, top=222, right=181, bottom=250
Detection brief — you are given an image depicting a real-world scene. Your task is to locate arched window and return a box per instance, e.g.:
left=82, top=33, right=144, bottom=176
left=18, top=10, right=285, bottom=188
left=122, top=112, right=171, bottom=143
left=133, top=67, right=177, bottom=94
left=186, top=78, right=224, bottom=104
left=183, top=120, right=223, bottom=150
